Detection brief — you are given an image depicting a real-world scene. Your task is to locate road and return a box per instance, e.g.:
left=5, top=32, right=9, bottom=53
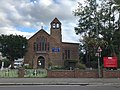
left=0, top=85, right=120, bottom=90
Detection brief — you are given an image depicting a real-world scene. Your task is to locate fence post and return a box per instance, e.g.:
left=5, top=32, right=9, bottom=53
left=18, top=68, right=25, bottom=78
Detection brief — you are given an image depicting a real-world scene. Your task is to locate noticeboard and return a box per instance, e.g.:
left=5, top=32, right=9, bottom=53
left=103, top=57, right=118, bottom=68
left=52, top=48, right=60, bottom=52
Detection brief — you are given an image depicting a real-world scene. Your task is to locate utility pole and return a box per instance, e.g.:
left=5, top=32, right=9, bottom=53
left=97, top=46, right=102, bottom=78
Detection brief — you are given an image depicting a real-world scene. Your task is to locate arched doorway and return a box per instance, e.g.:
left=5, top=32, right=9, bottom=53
left=37, top=56, right=45, bottom=68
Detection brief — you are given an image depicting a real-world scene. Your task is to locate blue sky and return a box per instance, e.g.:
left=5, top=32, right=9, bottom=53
left=0, top=0, right=84, bottom=43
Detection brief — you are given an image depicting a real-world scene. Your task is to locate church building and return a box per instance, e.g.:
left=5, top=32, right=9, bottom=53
left=24, top=18, right=79, bottom=69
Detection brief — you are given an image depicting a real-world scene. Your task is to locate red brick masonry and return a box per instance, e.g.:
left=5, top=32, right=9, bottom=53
left=47, top=69, right=120, bottom=78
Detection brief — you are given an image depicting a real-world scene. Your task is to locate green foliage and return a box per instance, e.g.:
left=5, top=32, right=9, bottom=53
left=0, top=58, right=11, bottom=68
left=23, top=64, right=32, bottom=69
left=51, top=65, right=64, bottom=70
left=75, top=63, right=86, bottom=69
left=64, top=60, right=78, bottom=70
left=0, top=34, right=27, bottom=68
left=3, top=59, right=11, bottom=67
left=114, top=0, right=120, bottom=5
left=74, top=0, right=120, bottom=68
left=74, top=0, right=97, bottom=37
left=48, top=61, right=53, bottom=67
left=117, top=53, right=120, bottom=68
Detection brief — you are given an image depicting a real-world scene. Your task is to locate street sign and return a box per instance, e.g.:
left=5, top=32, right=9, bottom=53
left=97, top=46, right=102, bottom=52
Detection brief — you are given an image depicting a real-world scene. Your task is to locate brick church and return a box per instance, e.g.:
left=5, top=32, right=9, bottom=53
left=24, top=18, right=79, bottom=69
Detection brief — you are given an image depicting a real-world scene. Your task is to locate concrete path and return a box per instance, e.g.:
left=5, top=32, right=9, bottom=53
left=0, top=78, right=120, bottom=85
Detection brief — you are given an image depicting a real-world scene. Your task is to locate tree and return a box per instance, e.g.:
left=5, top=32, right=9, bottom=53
left=74, top=0, right=107, bottom=67
left=114, top=0, right=120, bottom=5
left=0, top=34, right=27, bottom=68
left=74, top=0, right=120, bottom=68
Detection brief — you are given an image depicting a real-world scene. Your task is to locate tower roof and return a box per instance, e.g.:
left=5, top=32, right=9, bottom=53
left=50, top=17, right=61, bottom=24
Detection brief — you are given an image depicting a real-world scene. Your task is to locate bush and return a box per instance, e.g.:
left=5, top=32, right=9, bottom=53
left=23, top=64, right=32, bottom=69
left=64, top=60, right=77, bottom=70
left=51, top=65, right=64, bottom=70
left=48, top=61, right=53, bottom=67
left=75, top=63, right=86, bottom=69
left=2, top=59, right=10, bottom=68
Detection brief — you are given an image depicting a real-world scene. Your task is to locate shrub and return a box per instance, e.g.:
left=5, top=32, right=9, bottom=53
left=2, top=59, right=10, bottom=68
left=23, top=64, right=32, bottom=69
left=64, top=60, right=77, bottom=70
left=48, top=61, right=53, bottom=67
left=75, top=63, right=86, bottom=69
left=51, top=65, right=64, bottom=70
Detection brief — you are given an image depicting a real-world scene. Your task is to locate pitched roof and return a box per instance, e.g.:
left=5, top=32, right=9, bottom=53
left=28, top=29, right=50, bottom=40
left=50, top=17, right=61, bottom=24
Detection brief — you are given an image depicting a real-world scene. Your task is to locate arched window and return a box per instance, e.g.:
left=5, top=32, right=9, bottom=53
left=41, top=37, right=46, bottom=51
left=52, top=23, right=60, bottom=29
left=34, top=37, right=49, bottom=52
left=52, top=23, right=56, bottom=29
left=56, top=23, right=59, bottom=28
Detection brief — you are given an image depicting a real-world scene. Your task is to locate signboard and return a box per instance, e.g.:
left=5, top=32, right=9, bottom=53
left=103, top=57, right=118, bottom=68
left=52, top=48, right=60, bottom=52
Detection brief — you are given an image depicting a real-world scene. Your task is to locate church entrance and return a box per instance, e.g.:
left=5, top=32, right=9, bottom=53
left=37, top=56, right=45, bottom=68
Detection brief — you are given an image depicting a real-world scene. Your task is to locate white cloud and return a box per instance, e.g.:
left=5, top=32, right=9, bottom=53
left=0, top=26, right=34, bottom=38
left=0, top=0, right=84, bottom=43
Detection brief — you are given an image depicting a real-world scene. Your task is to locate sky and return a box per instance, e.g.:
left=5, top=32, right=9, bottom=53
left=0, top=0, right=84, bottom=43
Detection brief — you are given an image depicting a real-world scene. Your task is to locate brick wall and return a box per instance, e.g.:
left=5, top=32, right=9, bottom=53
left=47, top=69, right=120, bottom=78
left=103, top=70, right=120, bottom=78
left=47, top=70, right=75, bottom=78
left=47, top=69, right=98, bottom=78
left=75, top=70, right=98, bottom=78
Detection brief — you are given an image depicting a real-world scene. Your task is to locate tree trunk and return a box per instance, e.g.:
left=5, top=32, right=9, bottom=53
left=10, top=59, right=15, bottom=69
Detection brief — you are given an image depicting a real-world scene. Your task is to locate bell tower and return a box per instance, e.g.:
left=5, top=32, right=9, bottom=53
left=50, top=17, right=62, bottom=43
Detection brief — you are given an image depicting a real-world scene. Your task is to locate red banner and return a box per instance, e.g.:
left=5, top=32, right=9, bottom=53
left=103, top=57, right=118, bottom=68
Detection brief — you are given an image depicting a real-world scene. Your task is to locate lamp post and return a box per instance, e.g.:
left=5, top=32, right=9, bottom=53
left=97, top=46, right=102, bottom=78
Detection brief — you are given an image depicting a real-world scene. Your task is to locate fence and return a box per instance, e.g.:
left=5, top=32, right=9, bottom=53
left=24, top=69, right=47, bottom=78
left=0, top=69, right=47, bottom=78
left=0, top=69, right=18, bottom=78
left=1, top=69, right=120, bottom=78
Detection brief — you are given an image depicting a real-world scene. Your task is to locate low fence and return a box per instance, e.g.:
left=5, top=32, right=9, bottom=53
left=24, top=69, right=47, bottom=78
left=47, top=69, right=120, bottom=78
left=0, top=69, right=47, bottom=78
left=103, top=69, right=120, bottom=78
left=47, top=69, right=98, bottom=78
left=0, top=69, right=18, bottom=78
left=1, top=69, right=120, bottom=78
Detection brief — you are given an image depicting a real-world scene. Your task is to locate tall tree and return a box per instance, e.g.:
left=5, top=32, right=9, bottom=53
left=114, top=0, right=120, bottom=5
left=74, top=0, right=107, bottom=67
left=74, top=0, right=120, bottom=67
left=0, top=34, right=27, bottom=68
left=113, top=0, right=120, bottom=64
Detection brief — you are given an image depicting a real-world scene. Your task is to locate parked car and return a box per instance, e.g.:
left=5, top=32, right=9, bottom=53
left=14, top=58, right=23, bottom=68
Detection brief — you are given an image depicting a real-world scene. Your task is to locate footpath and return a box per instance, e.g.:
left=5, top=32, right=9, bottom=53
left=0, top=78, right=120, bottom=86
